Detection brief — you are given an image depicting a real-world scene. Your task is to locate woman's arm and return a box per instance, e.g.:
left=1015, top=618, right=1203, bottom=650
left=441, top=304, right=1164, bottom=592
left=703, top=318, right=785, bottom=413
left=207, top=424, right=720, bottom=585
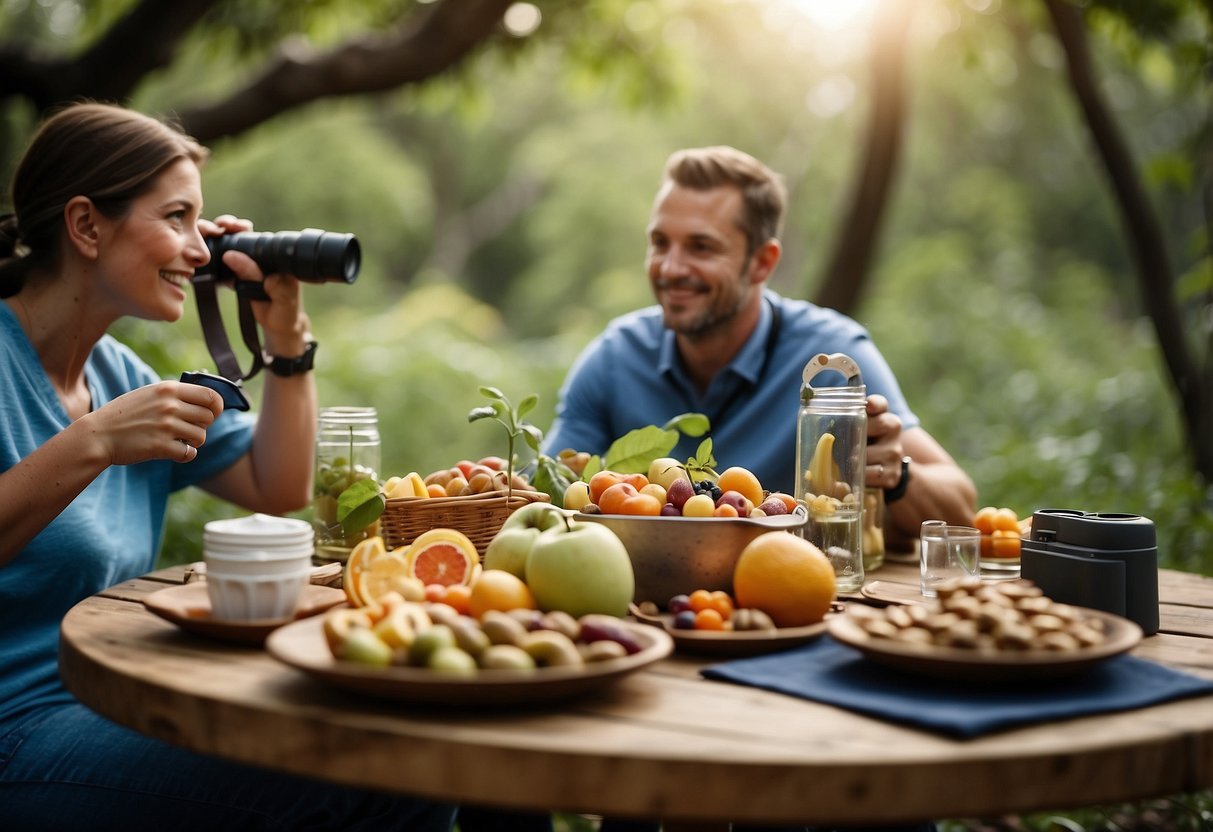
left=0, top=382, right=222, bottom=565
left=199, top=239, right=317, bottom=515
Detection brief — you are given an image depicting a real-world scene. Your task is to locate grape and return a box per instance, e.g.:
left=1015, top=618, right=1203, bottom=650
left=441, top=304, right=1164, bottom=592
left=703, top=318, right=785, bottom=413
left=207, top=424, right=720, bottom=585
left=668, top=594, right=692, bottom=614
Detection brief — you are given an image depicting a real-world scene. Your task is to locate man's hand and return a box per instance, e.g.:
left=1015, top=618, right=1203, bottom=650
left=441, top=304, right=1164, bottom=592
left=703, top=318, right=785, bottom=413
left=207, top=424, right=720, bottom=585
left=865, top=394, right=904, bottom=490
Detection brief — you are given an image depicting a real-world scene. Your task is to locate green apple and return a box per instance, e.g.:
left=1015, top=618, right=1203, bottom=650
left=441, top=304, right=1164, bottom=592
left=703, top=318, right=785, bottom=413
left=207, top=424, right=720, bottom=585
left=647, top=457, right=690, bottom=491
left=485, top=503, right=571, bottom=578
left=500, top=501, right=567, bottom=532
left=483, top=526, right=538, bottom=580
left=525, top=518, right=635, bottom=618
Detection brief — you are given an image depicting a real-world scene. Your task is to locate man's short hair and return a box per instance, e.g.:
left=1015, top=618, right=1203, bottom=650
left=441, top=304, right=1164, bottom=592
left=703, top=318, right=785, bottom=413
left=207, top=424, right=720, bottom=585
left=662, top=146, right=787, bottom=256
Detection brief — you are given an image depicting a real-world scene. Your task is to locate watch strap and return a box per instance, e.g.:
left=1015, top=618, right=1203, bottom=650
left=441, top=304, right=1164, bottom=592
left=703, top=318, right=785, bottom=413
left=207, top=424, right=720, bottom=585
left=884, top=455, right=912, bottom=503
left=265, top=340, right=318, bottom=377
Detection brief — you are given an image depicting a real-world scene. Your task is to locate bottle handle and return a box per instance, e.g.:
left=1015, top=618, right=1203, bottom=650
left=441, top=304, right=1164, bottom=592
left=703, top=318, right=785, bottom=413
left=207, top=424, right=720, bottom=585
left=801, top=352, right=863, bottom=389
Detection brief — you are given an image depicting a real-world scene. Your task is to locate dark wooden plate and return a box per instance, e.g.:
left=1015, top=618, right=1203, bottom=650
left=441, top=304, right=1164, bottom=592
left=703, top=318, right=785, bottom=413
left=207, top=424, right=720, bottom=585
left=630, top=604, right=834, bottom=657
left=827, top=608, right=1142, bottom=682
left=265, top=615, right=673, bottom=705
left=143, top=582, right=346, bottom=645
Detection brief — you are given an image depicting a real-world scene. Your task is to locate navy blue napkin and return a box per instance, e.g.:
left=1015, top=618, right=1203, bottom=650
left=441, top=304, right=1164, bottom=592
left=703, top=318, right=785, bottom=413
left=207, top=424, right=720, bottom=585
left=701, top=636, right=1213, bottom=739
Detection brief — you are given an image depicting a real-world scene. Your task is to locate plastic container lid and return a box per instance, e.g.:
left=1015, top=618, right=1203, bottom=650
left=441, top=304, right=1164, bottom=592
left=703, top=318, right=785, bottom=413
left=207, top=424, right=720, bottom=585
left=203, top=513, right=314, bottom=545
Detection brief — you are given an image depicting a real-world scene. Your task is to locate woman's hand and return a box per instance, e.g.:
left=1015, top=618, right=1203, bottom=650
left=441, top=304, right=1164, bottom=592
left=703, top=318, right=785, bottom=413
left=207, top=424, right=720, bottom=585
left=203, top=214, right=312, bottom=356
left=86, top=382, right=224, bottom=466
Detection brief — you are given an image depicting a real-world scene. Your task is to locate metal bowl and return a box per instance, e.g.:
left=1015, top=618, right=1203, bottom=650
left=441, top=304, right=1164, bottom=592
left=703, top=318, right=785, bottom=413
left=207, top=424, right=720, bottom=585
left=577, top=508, right=808, bottom=607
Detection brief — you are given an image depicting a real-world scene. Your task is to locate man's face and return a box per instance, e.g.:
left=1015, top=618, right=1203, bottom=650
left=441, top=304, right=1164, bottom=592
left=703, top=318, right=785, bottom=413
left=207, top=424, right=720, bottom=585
left=646, top=182, right=760, bottom=340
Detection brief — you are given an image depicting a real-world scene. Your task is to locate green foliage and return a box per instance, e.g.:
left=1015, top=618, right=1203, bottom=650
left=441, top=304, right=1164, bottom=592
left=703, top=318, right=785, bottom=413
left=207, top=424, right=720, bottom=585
left=38, top=0, right=1199, bottom=582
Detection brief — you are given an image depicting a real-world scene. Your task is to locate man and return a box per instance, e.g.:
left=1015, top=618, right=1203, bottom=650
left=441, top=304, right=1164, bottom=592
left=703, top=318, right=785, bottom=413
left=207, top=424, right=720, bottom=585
left=544, top=146, right=975, bottom=547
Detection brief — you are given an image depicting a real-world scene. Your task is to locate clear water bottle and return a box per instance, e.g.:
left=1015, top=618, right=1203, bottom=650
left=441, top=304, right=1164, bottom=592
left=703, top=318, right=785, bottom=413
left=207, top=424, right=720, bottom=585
left=313, top=406, right=380, bottom=561
left=796, top=354, right=867, bottom=593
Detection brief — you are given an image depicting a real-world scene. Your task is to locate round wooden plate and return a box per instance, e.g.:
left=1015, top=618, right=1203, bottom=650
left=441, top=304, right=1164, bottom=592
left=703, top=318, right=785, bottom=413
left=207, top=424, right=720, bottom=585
left=143, top=582, right=347, bottom=645
left=827, top=608, right=1143, bottom=682
left=265, top=615, right=673, bottom=706
left=630, top=605, right=835, bottom=657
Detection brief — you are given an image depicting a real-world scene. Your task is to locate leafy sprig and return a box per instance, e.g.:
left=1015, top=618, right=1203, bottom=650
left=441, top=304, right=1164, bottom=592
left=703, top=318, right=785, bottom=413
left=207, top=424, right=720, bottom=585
left=581, top=412, right=710, bottom=479
left=467, top=386, right=545, bottom=499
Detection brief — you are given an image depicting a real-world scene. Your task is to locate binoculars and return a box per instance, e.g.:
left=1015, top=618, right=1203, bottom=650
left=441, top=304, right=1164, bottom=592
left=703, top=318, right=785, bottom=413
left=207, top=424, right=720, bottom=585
left=194, top=228, right=360, bottom=300
left=1020, top=509, right=1159, bottom=635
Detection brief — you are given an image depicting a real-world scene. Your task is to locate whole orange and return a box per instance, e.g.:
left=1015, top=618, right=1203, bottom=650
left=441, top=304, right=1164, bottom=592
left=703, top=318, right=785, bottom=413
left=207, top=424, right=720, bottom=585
left=468, top=569, right=537, bottom=618
left=732, top=532, right=836, bottom=627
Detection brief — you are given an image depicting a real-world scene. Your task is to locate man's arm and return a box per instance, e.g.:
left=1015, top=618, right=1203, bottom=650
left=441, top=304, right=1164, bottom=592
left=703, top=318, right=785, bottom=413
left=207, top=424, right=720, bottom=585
left=884, top=427, right=977, bottom=548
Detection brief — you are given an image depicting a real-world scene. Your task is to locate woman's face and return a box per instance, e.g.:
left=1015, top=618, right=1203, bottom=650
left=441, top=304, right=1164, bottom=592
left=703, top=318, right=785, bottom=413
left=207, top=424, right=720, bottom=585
left=94, top=157, right=209, bottom=323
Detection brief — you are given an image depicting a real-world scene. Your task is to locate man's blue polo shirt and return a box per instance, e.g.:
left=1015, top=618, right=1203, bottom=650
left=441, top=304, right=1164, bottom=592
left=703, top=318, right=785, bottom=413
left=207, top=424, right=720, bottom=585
left=542, top=289, right=918, bottom=495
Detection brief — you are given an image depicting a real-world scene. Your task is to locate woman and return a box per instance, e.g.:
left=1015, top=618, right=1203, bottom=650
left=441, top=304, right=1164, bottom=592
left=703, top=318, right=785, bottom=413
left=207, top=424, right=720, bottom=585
left=0, top=102, right=453, bottom=830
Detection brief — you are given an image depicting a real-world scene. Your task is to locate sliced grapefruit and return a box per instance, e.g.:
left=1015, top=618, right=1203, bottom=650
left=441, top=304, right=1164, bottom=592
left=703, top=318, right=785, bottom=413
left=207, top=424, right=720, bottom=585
left=343, top=535, right=387, bottom=607
left=406, top=528, right=478, bottom=587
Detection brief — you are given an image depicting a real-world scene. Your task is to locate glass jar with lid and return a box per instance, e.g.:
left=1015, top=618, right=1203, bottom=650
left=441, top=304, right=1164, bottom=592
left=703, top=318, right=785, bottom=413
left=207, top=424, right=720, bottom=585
left=796, top=353, right=867, bottom=593
left=313, top=406, right=380, bottom=561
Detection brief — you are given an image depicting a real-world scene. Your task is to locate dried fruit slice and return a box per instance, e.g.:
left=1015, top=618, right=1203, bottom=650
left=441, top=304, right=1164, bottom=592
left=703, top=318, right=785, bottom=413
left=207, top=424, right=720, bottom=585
left=343, top=536, right=387, bottom=607
left=406, top=528, right=478, bottom=587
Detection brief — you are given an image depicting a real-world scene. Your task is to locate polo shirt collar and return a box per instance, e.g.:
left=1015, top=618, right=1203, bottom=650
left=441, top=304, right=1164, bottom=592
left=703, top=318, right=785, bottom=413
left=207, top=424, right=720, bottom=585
left=657, top=292, right=776, bottom=386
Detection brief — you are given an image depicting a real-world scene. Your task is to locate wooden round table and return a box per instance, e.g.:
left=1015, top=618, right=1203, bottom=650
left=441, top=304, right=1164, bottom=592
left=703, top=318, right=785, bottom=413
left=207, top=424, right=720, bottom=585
left=59, top=561, right=1213, bottom=826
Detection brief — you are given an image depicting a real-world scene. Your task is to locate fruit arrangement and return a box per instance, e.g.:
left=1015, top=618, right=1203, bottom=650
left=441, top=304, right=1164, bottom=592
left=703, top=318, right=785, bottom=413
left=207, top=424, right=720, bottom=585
left=637, top=590, right=778, bottom=633
left=844, top=578, right=1109, bottom=652
left=332, top=503, right=637, bottom=673
left=378, top=456, right=542, bottom=501
left=635, top=531, right=837, bottom=631
left=323, top=593, right=647, bottom=673
left=569, top=458, right=797, bottom=519
left=973, top=505, right=1031, bottom=561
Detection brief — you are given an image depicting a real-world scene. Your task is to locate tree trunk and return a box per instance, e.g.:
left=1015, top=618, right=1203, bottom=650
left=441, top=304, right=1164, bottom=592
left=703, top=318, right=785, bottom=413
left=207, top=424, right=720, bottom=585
left=814, top=0, right=915, bottom=315
left=1044, top=0, right=1212, bottom=486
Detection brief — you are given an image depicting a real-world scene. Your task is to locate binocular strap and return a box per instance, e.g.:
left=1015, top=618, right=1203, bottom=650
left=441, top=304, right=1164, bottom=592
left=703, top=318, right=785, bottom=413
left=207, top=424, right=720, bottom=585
left=193, top=275, right=265, bottom=382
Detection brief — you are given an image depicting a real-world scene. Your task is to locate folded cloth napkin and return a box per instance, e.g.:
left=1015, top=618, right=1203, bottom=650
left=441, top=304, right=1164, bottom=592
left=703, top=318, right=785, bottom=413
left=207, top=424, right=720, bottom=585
left=701, top=636, right=1213, bottom=739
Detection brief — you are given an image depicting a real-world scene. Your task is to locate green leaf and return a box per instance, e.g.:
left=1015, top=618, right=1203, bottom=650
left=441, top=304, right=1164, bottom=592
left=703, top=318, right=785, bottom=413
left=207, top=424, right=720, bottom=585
left=582, top=455, right=603, bottom=481
left=520, top=423, right=544, bottom=451
left=603, top=425, right=679, bottom=474
left=479, top=385, right=505, bottom=400
left=517, top=394, right=539, bottom=419
left=532, top=454, right=576, bottom=507
left=467, top=406, right=497, bottom=422
left=662, top=412, right=711, bottom=438
left=337, top=478, right=385, bottom=535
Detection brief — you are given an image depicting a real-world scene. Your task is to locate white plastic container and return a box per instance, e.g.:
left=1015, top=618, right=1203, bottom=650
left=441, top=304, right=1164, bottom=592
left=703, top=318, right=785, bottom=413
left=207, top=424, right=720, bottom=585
left=206, top=568, right=310, bottom=621
left=203, top=548, right=313, bottom=577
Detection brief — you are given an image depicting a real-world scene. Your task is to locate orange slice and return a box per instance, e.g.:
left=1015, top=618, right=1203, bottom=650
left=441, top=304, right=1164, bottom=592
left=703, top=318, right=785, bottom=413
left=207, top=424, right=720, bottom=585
left=357, top=550, right=426, bottom=606
left=343, top=536, right=387, bottom=607
left=406, top=528, right=478, bottom=587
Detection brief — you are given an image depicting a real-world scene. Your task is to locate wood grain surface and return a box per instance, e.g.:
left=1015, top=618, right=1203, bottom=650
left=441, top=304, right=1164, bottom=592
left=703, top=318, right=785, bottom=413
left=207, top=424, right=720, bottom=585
left=59, top=559, right=1213, bottom=825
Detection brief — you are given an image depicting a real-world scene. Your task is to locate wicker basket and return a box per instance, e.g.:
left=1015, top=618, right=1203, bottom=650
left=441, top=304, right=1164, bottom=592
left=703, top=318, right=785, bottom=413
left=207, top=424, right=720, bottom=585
left=380, top=490, right=552, bottom=556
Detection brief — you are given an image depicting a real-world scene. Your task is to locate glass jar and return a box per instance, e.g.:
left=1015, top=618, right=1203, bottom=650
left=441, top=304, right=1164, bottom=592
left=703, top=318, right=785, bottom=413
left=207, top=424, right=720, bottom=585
left=862, top=486, right=885, bottom=573
left=796, top=354, right=867, bottom=593
left=313, top=407, right=381, bottom=561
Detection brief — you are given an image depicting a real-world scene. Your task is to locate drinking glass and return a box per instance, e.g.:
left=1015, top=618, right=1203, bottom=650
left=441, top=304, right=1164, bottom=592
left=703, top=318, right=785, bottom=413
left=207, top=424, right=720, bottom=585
left=920, top=522, right=980, bottom=598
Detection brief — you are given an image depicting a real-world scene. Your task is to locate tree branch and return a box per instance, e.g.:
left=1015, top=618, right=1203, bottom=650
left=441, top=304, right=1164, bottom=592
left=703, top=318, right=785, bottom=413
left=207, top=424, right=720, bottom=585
left=178, top=0, right=516, bottom=143
left=0, top=0, right=218, bottom=112
left=1044, top=0, right=1211, bottom=483
left=815, top=0, right=914, bottom=315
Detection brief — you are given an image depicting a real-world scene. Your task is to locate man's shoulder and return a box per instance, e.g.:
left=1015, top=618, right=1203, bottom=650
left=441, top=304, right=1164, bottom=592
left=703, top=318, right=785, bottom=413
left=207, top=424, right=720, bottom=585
left=594, top=304, right=667, bottom=349
left=767, top=291, right=871, bottom=341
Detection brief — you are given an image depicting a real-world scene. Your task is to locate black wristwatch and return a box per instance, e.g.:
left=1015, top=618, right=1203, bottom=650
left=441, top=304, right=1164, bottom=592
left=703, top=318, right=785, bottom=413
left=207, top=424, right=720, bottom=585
left=265, top=340, right=318, bottom=377
left=884, top=455, right=912, bottom=503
